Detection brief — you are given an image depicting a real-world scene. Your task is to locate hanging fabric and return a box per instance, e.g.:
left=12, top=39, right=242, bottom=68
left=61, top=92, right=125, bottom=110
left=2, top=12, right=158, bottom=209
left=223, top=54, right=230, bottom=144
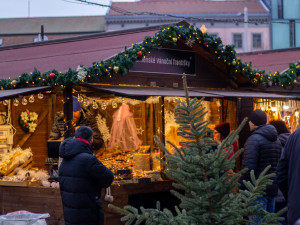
left=108, top=104, right=141, bottom=151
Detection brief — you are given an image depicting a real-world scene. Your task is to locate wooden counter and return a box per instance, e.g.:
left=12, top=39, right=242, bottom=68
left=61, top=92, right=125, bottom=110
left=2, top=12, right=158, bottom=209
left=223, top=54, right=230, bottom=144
left=0, top=180, right=174, bottom=225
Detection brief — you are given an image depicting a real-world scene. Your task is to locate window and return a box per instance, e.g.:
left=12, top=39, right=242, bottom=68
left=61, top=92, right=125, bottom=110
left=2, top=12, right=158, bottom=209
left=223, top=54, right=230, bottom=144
left=0, top=39, right=2, bottom=46
left=233, top=34, right=243, bottom=48
left=252, top=33, right=262, bottom=48
left=121, top=24, right=125, bottom=28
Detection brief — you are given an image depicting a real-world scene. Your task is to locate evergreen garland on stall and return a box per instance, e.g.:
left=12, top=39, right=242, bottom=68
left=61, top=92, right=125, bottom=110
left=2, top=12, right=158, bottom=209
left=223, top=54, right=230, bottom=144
left=108, top=75, right=286, bottom=225
left=0, top=25, right=299, bottom=90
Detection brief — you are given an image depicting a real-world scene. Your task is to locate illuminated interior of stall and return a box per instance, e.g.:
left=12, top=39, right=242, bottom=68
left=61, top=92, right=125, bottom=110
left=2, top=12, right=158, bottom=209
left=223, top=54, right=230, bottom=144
left=79, top=94, right=227, bottom=183
left=254, top=98, right=300, bottom=133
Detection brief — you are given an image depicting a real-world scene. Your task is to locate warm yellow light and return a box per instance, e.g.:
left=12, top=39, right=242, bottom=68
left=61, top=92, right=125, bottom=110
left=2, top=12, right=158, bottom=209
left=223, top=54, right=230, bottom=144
left=283, top=105, right=289, bottom=110
left=271, top=107, right=277, bottom=111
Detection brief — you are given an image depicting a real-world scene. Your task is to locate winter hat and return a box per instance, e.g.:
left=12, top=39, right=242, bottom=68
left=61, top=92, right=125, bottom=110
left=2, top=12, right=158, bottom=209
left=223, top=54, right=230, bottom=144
left=214, top=122, right=230, bottom=139
left=73, top=96, right=82, bottom=111
left=249, top=109, right=267, bottom=126
left=75, top=126, right=93, bottom=140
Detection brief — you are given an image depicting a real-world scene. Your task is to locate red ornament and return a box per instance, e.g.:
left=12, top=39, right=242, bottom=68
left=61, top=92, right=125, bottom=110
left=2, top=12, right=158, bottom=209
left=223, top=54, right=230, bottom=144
left=255, top=72, right=260, bottom=77
left=137, top=51, right=143, bottom=58
left=49, top=73, right=55, bottom=79
left=25, top=123, right=28, bottom=126
left=203, top=42, right=208, bottom=46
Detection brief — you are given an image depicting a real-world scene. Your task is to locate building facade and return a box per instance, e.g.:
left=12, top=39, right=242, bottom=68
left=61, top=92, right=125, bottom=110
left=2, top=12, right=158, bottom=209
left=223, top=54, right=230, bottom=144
left=0, top=16, right=105, bottom=47
left=270, top=0, right=300, bottom=49
left=106, top=0, right=271, bottom=53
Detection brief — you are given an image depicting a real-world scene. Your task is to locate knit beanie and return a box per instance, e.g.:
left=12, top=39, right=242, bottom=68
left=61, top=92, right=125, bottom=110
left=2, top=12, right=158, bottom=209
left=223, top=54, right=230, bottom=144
left=73, top=96, right=82, bottom=111
left=214, top=122, right=230, bottom=139
left=249, top=109, right=267, bottom=126
left=75, top=126, right=93, bottom=140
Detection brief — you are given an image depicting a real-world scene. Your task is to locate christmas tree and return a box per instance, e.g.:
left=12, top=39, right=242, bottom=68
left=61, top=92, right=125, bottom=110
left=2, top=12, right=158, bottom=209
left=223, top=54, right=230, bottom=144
left=109, top=75, right=285, bottom=225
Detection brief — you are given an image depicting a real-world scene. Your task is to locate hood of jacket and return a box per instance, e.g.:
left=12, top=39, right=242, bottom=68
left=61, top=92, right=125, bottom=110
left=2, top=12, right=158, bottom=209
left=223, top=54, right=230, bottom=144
left=252, top=124, right=278, bottom=142
left=278, top=133, right=291, bottom=147
left=59, top=137, right=92, bottom=159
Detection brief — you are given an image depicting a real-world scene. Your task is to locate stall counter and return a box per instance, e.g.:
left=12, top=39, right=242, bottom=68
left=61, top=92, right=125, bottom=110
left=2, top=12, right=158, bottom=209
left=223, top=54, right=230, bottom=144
left=0, top=180, right=173, bottom=225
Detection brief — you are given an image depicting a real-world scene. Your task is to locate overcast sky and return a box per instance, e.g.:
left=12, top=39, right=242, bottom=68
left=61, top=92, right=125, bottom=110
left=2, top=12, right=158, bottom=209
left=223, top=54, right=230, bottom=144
left=0, top=0, right=136, bottom=18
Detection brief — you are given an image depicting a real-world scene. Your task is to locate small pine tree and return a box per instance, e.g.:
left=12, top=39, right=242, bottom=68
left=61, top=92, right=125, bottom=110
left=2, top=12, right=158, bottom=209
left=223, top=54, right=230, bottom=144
left=109, top=75, right=285, bottom=225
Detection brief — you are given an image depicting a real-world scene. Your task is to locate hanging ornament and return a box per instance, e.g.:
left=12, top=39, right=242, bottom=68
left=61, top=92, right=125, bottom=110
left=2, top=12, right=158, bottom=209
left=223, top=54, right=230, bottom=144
left=203, top=42, right=208, bottom=46
left=113, top=66, right=119, bottom=74
left=11, top=80, right=18, bottom=86
left=137, top=51, right=143, bottom=58
left=232, top=60, right=236, bottom=66
left=172, top=37, right=178, bottom=43
left=29, top=95, right=35, bottom=103
left=13, top=99, right=19, bottom=107
left=112, top=101, right=118, bottom=108
left=78, top=94, right=84, bottom=103
left=101, top=103, right=107, bottom=110
left=3, top=100, right=8, bottom=106
left=255, top=73, right=260, bottom=78
left=92, top=100, right=98, bottom=110
left=294, top=79, right=297, bottom=84
left=37, top=93, right=43, bottom=99
left=49, top=73, right=55, bottom=79
left=22, top=97, right=28, bottom=105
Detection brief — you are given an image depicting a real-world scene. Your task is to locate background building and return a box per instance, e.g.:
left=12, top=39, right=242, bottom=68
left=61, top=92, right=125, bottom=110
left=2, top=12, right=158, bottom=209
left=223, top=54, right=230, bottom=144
left=0, top=16, right=105, bottom=47
left=106, top=0, right=271, bottom=53
left=270, top=0, right=300, bottom=49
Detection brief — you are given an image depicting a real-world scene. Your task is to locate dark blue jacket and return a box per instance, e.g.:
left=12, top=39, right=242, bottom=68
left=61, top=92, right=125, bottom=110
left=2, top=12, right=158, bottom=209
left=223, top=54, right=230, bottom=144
left=59, top=138, right=114, bottom=225
left=240, top=124, right=281, bottom=196
left=277, top=128, right=300, bottom=225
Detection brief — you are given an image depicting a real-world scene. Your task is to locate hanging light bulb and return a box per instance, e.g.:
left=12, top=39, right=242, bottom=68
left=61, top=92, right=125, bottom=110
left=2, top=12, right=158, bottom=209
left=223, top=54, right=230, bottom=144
left=101, top=103, right=107, bottom=110
left=3, top=100, right=8, bottom=106
left=29, top=95, right=35, bottom=103
left=92, top=100, right=98, bottom=109
left=22, top=97, right=28, bottom=105
left=13, top=99, right=19, bottom=107
left=78, top=94, right=84, bottom=103
left=112, top=101, right=118, bottom=108
left=37, top=93, right=43, bottom=99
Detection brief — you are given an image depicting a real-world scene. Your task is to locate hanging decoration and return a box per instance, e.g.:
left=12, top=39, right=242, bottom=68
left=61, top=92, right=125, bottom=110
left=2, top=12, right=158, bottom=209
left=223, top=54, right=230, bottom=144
left=49, top=73, right=55, bottom=79
left=96, top=114, right=110, bottom=146
left=19, top=109, right=39, bottom=133
left=22, top=97, right=28, bottom=105
left=37, top=93, right=43, bottom=99
left=29, top=95, right=35, bottom=103
left=0, top=25, right=299, bottom=90
left=13, top=99, right=19, bottom=107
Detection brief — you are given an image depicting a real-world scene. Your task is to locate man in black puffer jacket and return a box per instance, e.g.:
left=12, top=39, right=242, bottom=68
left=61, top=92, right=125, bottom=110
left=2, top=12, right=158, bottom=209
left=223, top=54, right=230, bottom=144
left=59, top=126, right=114, bottom=225
left=240, top=109, right=282, bottom=216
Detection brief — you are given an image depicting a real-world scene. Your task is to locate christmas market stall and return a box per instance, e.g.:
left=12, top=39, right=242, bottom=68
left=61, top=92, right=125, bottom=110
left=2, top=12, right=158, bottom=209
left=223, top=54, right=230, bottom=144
left=0, top=22, right=299, bottom=224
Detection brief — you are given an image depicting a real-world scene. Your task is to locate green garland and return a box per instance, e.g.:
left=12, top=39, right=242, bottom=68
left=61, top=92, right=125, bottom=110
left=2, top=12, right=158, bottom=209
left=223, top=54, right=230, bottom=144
left=0, top=25, right=299, bottom=90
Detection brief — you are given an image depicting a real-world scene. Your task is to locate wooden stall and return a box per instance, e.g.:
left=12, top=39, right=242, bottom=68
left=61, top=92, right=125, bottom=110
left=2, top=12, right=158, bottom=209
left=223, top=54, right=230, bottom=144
left=0, top=21, right=299, bottom=225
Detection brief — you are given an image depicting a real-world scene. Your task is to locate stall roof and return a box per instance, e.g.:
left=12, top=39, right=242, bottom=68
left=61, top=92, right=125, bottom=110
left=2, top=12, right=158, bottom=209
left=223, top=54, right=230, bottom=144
left=0, top=25, right=163, bottom=79
left=83, top=85, right=298, bottom=99
left=83, top=85, right=223, bottom=98
left=238, top=47, right=300, bottom=74
left=0, top=86, right=52, bottom=100
left=190, top=88, right=298, bottom=99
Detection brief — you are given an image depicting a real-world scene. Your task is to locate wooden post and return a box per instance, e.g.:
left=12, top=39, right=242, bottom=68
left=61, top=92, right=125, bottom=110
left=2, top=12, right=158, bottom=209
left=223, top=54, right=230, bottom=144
left=63, top=85, right=74, bottom=139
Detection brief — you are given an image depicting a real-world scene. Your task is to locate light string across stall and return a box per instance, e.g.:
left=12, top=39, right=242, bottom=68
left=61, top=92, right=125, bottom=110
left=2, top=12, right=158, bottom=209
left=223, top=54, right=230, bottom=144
left=0, top=25, right=299, bottom=90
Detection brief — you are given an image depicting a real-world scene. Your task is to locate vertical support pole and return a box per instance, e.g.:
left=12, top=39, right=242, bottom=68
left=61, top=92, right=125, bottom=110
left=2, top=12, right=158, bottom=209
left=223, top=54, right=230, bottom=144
left=63, top=85, right=73, bottom=139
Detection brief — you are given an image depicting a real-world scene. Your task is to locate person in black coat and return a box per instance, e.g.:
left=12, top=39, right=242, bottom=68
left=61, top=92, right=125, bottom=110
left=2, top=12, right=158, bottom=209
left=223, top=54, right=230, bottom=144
left=59, top=126, right=114, bottom=225
left=277, top=127, right=300, bottom=225
left=240, top=109, right=282, bottom=216
left=269, top=120, right=290, bottom=225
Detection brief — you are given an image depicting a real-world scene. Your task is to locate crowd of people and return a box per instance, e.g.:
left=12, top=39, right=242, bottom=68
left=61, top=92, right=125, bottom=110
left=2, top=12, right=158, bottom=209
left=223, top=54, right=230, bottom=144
left=214, top=109, right=300, bottom=225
